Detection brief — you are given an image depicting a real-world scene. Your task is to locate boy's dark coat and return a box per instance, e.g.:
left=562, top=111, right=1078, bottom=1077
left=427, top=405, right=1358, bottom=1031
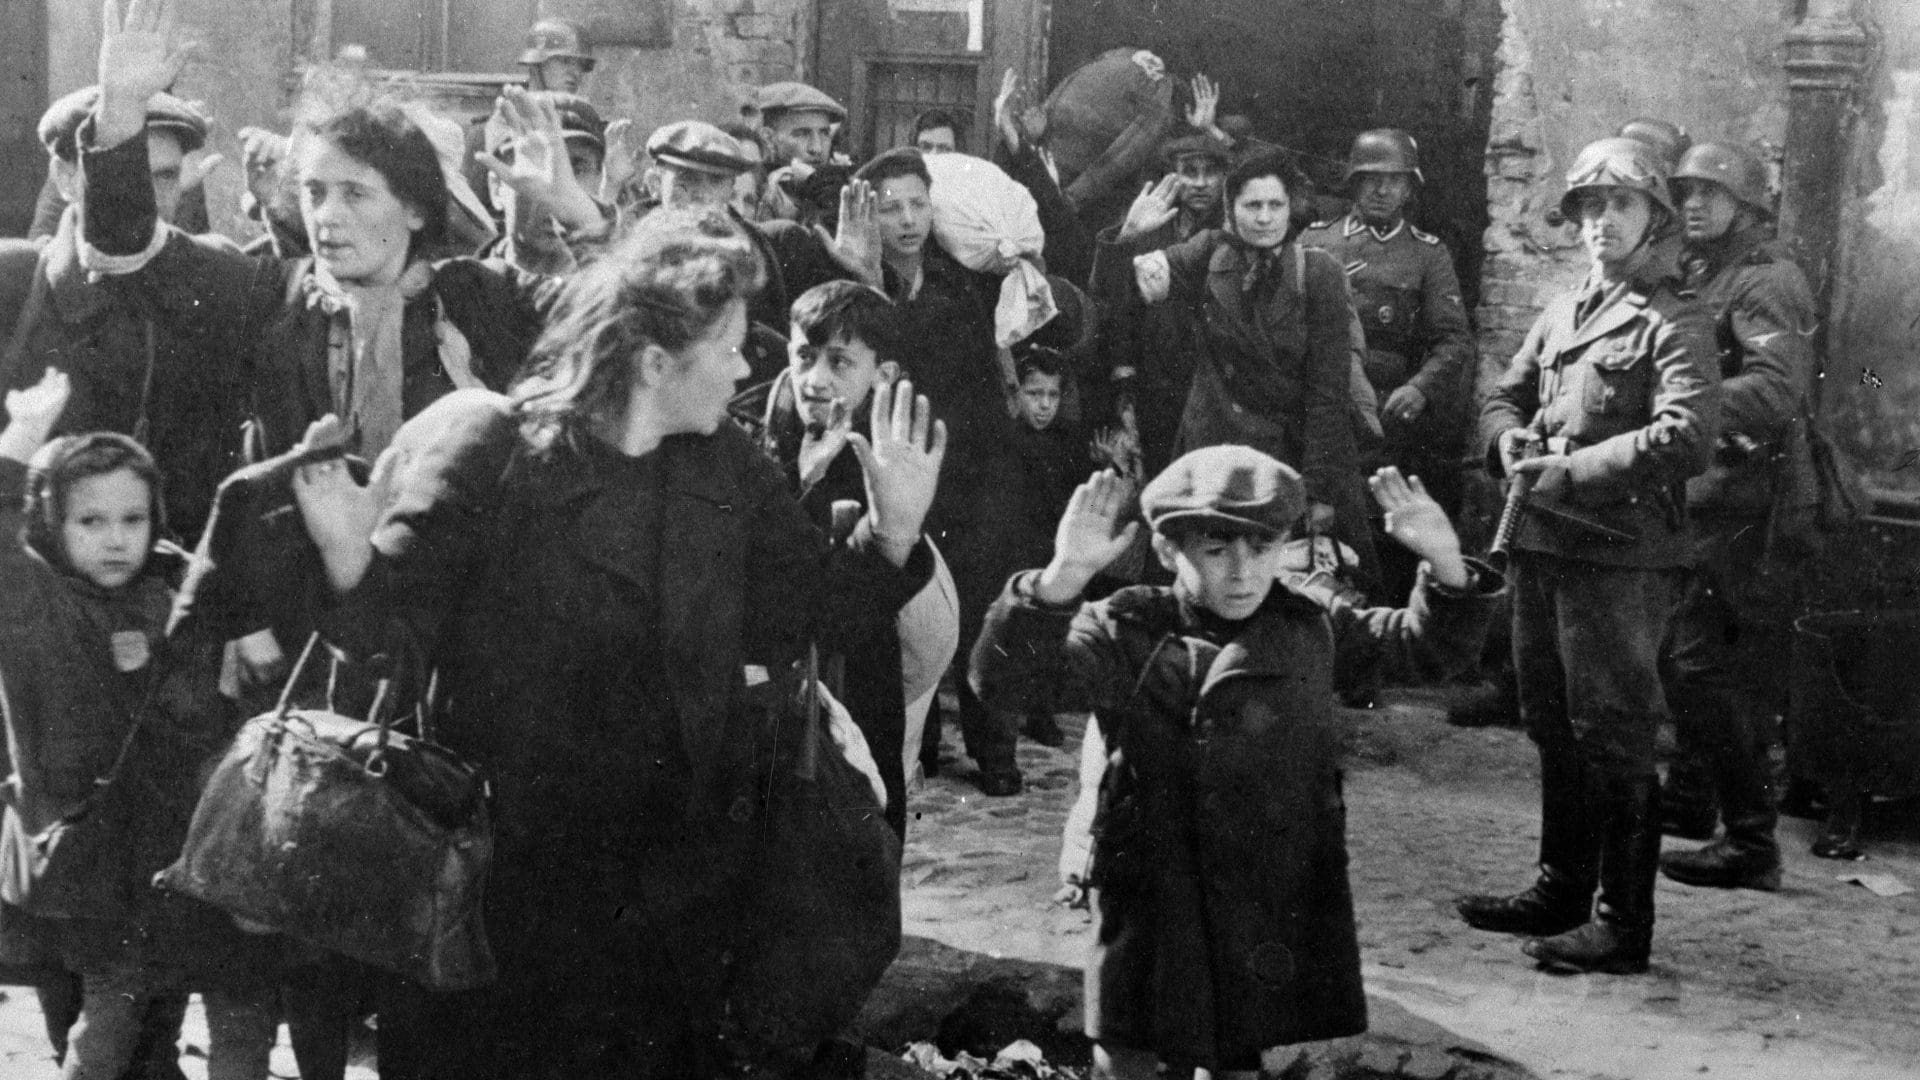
left=971, top=564, right=1500, bottom=1063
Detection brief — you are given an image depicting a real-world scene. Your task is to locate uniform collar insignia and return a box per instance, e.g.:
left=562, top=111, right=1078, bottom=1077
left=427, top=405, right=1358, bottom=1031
left=1345, top=214, right=1404, bottom=242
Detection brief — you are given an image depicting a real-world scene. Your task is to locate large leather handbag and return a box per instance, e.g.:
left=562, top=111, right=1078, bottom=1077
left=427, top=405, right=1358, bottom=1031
left=157, top=636, right=495, bottom=990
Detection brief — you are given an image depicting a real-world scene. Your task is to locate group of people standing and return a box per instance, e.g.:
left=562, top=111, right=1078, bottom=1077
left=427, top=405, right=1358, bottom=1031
left=0, top=2, right=1831, bottom=1078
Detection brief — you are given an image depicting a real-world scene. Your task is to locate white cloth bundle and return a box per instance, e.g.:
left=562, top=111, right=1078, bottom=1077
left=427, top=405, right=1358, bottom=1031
left=924, top=153, right=1057, bottom=349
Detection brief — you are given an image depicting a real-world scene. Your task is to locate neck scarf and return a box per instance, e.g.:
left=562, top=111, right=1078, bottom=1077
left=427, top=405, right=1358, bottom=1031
left=306, top=260, right=483, bottom=460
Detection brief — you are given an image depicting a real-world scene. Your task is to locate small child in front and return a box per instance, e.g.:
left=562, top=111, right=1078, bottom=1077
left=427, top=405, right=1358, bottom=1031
left=0, top=369, right=279, bottom=1080
left=970, top=446, right=1503, bottom=1079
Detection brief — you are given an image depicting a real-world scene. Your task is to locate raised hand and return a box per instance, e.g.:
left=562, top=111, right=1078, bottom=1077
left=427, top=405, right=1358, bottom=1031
left=847, top=378, right=946, bottom=563
left=476, top=86, right=604, bottom=232
left=599, top=118, right=639, bottom=204
left=0, top=368, right=74, bottom=463
left=994, top=68, right=1024, bottom=152
left=797, top=397, right=853, bottom=493
left=821, top=179, right=882, bottom=286
left=5, top=368, right=72, bottom=438
left=1034, top=469, right=1140, bottom=604
left=1185, top=73, right=1220, bottom=132
left=1369, top=466, right=1468, bottom=589
left=1118, top=174, right=1181, bottom=242
left=289, top=415, right=394, bottom=593
left=237, top=126, right=289, bottom=208
left=181, top=150, right=222, bottom=192
left=97, top=0, right=194, bottom=148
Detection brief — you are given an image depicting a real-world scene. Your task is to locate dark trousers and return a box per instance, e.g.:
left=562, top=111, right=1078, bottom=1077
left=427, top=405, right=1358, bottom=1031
left=1512, top=552, right=1681, bottom=928
left=1662, top=520, right=1788, bottom=853
left=937, top=456, right=1026, bottom=774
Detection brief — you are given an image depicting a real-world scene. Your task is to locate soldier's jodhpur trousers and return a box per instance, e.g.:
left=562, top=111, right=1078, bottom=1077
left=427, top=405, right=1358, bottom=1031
left=1511, top=552, right=1683, bottom=930
left=1662, top=518, right=1786, bottom=858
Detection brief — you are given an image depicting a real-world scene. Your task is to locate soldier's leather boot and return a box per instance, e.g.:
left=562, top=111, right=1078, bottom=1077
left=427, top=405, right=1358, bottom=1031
left=1658, top=752, right=1718, bottom=841
left=1663, top=707, right=1782, bottom=889
left=1463, top=736, right=1603, bottom=935
left=1456, top=866, right=1591, bottom=937
left=1525, top=774, right=1659, bottom=974
left=1522, top=918, right=1652, bottom=975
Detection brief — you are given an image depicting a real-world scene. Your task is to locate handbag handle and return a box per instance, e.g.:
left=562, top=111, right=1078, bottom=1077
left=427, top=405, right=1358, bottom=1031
left=269, top=632, right=402, bottom=776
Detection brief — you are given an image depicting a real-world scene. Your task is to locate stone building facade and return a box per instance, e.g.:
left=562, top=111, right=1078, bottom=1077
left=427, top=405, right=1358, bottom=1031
left=7, top=0, right=1916, bottom=497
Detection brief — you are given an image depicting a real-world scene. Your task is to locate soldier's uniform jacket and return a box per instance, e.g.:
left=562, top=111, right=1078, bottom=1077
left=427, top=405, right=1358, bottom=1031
left=1481, top=256, right=1720, bottom=569
left=1298, top=213, right=1474, bottom=412
left=1679, top=224, right=1819, bottom=523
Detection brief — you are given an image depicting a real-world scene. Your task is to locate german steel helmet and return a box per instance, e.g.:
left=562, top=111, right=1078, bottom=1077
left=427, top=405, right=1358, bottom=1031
left=1671, top=141, right=1772, bottom=216
left=1559, top=136, right=1674, bottom=220
left=518, top=18, right=596, bottom=70
left=1345, top=128, right=1424, bottom=185
left=1615, top=117, right=1691, bottom=171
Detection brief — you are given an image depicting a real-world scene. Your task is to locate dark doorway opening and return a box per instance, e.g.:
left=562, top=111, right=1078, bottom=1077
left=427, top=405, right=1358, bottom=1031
left=1046, top=0, right=1503, bottom=310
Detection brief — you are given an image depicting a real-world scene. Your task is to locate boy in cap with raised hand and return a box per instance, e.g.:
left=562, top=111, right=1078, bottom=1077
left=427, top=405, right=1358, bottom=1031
left=971, top=450, right=1502, bottom=1080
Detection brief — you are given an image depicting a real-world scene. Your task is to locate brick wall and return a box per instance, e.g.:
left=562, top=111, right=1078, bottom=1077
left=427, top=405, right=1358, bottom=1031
left=1473, top=0, right=1793, bottom=396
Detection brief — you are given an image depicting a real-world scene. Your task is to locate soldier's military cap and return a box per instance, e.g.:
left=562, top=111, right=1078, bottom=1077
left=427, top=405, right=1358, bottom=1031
left=1142, top=445, right=1308, bottom=538
left=518, top=18, right=596, bottom=70
left=39, top=86, right=209, bottom=163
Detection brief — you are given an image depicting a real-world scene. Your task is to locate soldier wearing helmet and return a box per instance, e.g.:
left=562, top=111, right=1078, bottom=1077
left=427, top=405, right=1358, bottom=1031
left=1653, top=140, right=1818, bottom=891
left=519, top=18, right=596, bottom=95
left=1616, top=117, right=1692, bottom=171
left=1300, top=129, right=1476, bottom=598
left=1460, top=136, right=1719, bottom=976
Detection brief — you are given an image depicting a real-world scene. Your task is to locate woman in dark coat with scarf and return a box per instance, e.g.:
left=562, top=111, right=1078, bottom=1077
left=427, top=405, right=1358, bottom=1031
left=287, top=210, right=947, bottom=1078
left=1093, top=150, right=1380, bottom=589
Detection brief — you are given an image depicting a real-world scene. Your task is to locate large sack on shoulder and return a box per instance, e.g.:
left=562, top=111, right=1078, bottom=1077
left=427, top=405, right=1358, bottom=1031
left=1043, top=47, right=1175, bottom=205
left=925, top=153, right=1057, bottom=350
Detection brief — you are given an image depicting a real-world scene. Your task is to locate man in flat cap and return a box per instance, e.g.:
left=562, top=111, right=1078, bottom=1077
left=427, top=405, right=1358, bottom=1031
left=756, top=81, right=849, bottom=222
left=1091, top=132, right=1233, bottom=480
left=26, top=85, right=214, bottom=243
left=642, top=118, right=880, bottom=382
left=0, top=85, right=244, bottom=542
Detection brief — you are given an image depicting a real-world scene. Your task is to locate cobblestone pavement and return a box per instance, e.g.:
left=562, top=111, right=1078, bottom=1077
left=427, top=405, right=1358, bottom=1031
left=4, top=689, right=1916, bottom=1079
left=888, top=690, right=1920, bottom=1080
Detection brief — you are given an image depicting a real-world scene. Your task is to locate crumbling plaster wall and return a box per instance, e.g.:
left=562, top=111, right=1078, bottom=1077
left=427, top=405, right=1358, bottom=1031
left=1828, top=1, right=1920, bottom=488
left=1476, top=0, right=1792, bottom=398
left=593, top=0, right=811, bottom=141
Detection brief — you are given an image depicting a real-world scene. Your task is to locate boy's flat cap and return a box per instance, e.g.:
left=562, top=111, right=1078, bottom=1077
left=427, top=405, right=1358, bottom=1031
left=757, top=82, right=847, bottom=123
left=646, top=120, right=755, bottom=175
left=1141, top=445, right=1306, bottom=536
left=39, top=86, right=209, bottom=162
left=1158, top=132, right=1233, bottom=169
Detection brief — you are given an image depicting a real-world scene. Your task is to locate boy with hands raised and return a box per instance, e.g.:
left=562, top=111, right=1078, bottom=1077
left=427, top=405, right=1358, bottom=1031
left=971, top=448, right=1501, bottom=1080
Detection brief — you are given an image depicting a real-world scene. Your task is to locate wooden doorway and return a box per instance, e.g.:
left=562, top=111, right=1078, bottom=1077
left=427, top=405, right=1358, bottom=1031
left=1047, top=0, right=1503, bottom=308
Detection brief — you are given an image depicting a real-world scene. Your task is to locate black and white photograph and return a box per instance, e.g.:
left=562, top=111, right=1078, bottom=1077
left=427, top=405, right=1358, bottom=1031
left=0, top=0, right=1914, bottom=1076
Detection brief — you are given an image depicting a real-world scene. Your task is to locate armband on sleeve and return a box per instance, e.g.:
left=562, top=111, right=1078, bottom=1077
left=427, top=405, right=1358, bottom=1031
left=1133, top=249, right=1172, bottom=304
